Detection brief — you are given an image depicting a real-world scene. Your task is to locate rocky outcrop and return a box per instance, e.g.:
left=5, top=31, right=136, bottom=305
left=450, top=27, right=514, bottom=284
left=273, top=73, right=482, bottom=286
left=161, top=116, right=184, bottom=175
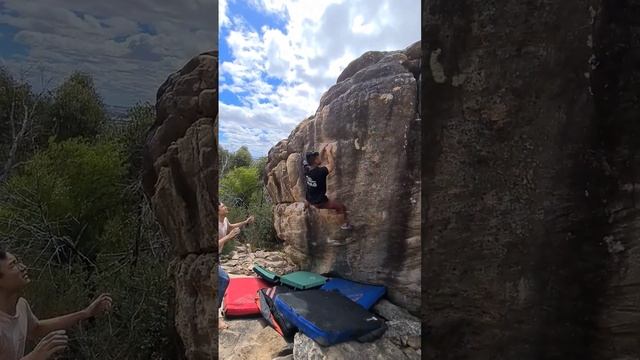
left=423, top=1, right=640, bottom=359
left=220, top=243, right=298, bottom=276
left=264, top=41, right=421, bottom=313
left=219, top=319, right=291, bottom=360
left=142, top=51, right=217, bottom=359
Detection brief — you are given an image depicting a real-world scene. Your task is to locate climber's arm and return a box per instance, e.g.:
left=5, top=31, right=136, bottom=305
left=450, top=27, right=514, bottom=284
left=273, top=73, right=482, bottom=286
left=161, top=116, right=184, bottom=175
left=218, top=228, right=240, bottom=249
left=228, top=216, right=254, bottom=229
left=321, top=146, right=335, bottom=173
left=218, top=236, right=229, bottom=249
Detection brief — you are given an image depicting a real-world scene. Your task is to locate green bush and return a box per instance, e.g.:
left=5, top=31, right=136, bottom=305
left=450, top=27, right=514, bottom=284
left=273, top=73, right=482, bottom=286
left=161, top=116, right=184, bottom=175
left=0, top=136, right=172, bottom=359
left=225, top=196, right=278, bottom=252
left=220, top=166, right=260, bottom=207
left=0, top=138, right=125, bottom=259
left=220, top=160, right=279, bottom=252
left=23, top=255, right=170, bottom=360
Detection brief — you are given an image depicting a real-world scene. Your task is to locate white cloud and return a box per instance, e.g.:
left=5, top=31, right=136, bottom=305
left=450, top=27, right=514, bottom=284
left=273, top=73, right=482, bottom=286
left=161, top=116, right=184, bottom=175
left=0, top=0, right=217, bottom=107
left=220, top=0, right=231, bottom=28
left=219, top=0, right=420, bottom=156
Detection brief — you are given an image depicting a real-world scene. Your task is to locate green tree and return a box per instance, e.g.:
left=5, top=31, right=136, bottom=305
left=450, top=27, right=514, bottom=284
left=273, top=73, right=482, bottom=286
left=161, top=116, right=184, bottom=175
left=219, top=145, right=231, bottom=178
left=47, top=72, right=106, bottom=141
left=230, top=146, right=252, bottom=169
left=0, top=67, right=53, bottom=182
left=253, top=156, right=268, bottom=182
left=220, top=166, right=259, bottom=207
left=120, top=102, right=155, bottom=179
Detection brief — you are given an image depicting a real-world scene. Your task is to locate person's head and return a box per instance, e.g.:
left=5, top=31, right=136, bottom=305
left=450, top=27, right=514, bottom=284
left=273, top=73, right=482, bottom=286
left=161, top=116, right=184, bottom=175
left=0, top=249, right=30, bottom=293
left=218, top=202, right=228, bottom=218
left=306, top=151, right=321, bottom=166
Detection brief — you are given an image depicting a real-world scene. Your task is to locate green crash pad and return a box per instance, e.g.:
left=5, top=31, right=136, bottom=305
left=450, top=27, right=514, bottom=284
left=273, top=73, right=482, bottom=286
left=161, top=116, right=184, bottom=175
left=280, top=271, right=327, bottom=290
left=253, top=264, right=280, bottom=283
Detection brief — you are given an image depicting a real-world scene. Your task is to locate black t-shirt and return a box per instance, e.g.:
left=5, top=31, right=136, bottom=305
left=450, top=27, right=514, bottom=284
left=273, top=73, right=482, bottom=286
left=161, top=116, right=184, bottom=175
left=305, top=166, right=329, bottom=204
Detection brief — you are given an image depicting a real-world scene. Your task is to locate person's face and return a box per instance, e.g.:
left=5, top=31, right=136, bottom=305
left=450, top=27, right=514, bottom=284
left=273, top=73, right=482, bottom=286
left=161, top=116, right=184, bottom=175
left=218, top=203, right=229, bottom=217
left=0, top=253, right=30, bottom=292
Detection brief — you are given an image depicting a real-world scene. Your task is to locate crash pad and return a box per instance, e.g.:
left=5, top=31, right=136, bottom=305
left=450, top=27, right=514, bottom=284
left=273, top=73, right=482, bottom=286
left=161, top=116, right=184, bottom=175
left=274, top=289, right=387, bottom=346
left=252, top=264, right=280, bottom=283
left=256, top=286, right=297, bottom=339
left=320, top=277, right=386, bottom=310
left=279, top=271, right=327, bottom=290
left=222, top=277, right=271, bottom=317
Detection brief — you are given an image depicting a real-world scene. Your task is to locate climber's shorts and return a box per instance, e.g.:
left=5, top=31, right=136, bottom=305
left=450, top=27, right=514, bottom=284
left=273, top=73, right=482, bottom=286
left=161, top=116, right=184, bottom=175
left=218, top=265, right=229, bottom=308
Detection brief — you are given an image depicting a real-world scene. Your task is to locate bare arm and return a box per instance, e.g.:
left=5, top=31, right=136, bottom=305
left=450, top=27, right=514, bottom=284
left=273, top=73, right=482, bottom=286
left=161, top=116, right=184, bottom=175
left=228, top=216, right=255, bottom=230
left=31, top=311, right=87, bottom=339
left=218, top=234, right=231, bottom=249
left=219, top=227, right=240, bottom=249
left=21, top=331, right=69, bottom=360
left=321, top=145, right=335, bottom=173
left=31, top=294, right=112, bottom=339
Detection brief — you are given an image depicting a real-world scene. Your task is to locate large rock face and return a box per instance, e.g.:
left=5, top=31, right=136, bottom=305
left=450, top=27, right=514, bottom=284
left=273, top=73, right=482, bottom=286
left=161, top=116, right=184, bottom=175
left=265, top=42, right=421, bottom=313
left=142, top=52, right=217, bottom=359
left=423, top=1, right=640, bottom=359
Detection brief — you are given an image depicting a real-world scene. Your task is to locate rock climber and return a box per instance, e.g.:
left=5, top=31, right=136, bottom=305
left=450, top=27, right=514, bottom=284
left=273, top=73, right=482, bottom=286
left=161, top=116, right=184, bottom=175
left=304, top=144, right=353, bottom=230
left=217, top=202, right=254, bottom=330
left=0, top=248, right=112, bottom=360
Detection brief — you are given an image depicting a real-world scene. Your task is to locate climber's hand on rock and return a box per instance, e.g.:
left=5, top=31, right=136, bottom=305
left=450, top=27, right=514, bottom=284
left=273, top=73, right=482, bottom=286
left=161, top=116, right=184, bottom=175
left=327, top=143, right=338, bottom=156
left=245, top=215, right=255, bottom=225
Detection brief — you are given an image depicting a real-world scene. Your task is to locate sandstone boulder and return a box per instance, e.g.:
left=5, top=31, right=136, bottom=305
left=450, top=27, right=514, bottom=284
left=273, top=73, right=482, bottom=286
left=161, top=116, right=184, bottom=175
left=293, top=331, right=420, bottom=360
left=423, top=0, right=640, bottom=358
left=142, top=51, right=217, bottom=360
left=265, top=42, right=421, bottom=313
left=219, top=320, right=290, bottom=360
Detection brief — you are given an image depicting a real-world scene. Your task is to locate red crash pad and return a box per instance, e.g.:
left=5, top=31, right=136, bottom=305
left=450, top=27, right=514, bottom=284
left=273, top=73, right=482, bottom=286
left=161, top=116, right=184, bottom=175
left=222, top=277, right=271, bottom=317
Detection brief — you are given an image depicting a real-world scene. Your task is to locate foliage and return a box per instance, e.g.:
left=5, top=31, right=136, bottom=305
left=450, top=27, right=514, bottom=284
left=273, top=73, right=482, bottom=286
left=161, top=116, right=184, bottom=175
left=0, top=67, right=53, bottom=178
left=0, top=139, right=125, bottom=259
left=24, top=255, right=169, bottom=360
left=46, top=72, right=107, bottom=141
left=219, top=146, right=279, bottom=252
left=220, top=166, right=261, bottom=207
left=0, top=68, right=173, bottom=359
left=253, top=156, right=268, bottom=181
left=112, top=102, right=155, bottom=180
left=218, top=145, right=230, bottom=178
left=219, top=145, right=256, bottom=178
left=224, top=196, right=278, bottom=252
left=230, top=146, right=252, bottom=169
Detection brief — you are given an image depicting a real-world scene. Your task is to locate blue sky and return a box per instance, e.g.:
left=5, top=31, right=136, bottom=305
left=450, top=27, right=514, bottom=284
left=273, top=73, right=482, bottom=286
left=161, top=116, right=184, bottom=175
left=219, top=1, right=286, bottom=107
left=218, top=0, right=420, bottom=158
left=0, top=0, right=217, bottom=107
